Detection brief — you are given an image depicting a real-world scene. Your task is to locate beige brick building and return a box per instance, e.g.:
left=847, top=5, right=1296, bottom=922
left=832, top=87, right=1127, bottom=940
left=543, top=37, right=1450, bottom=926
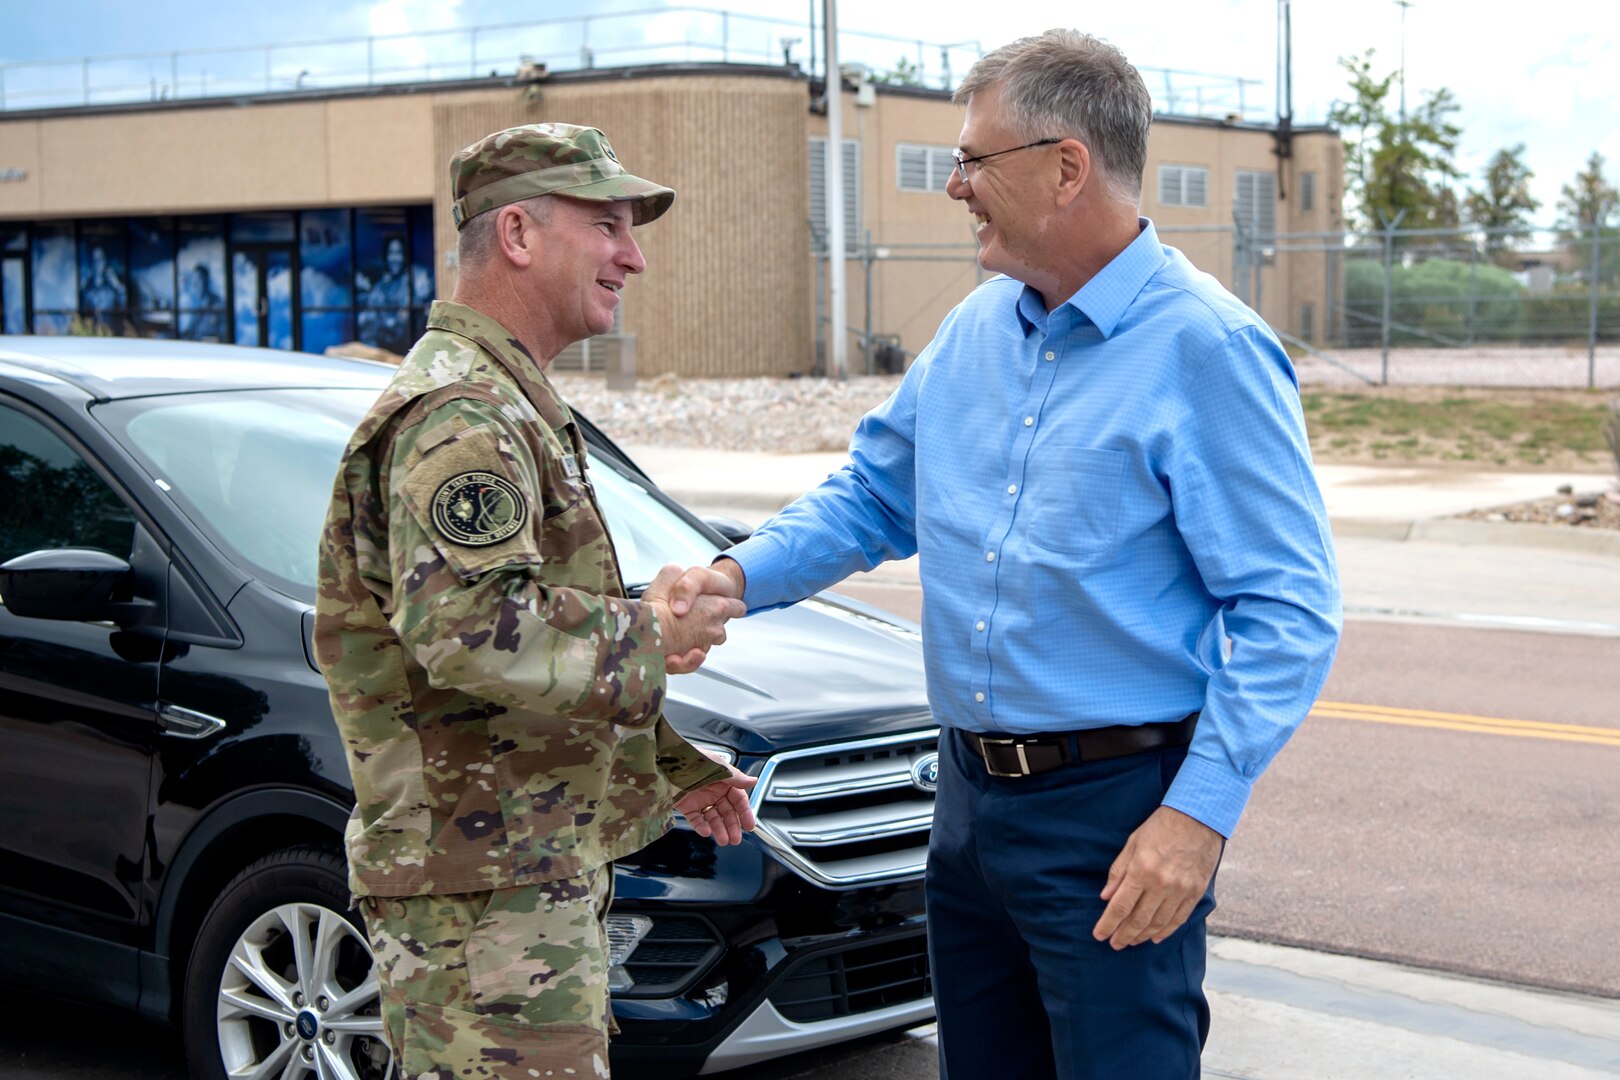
left=0, top=62, right=1340, bottom=377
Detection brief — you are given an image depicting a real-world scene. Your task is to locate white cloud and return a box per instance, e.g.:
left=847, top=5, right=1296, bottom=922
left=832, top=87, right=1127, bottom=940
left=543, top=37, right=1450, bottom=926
left=366, top=0, right=462, bottom=37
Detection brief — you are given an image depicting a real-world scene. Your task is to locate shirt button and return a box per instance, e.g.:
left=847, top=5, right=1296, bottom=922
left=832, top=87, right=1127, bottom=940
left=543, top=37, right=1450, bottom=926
left=985, top=551, right=996, bottom=562
left=1024, top=416, right=1034, bottom=427
left=974, top=692, right=985, bottom=703
left=1045, top=351, right=1056, bottom=361
left=1007, top=484, right=1018, bottom=495
left=975, top=620, right=986, bottom=632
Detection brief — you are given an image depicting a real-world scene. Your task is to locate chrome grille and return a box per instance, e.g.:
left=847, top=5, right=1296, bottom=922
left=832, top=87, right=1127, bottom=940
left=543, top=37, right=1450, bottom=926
left=753, top=728, right=939, bottom=887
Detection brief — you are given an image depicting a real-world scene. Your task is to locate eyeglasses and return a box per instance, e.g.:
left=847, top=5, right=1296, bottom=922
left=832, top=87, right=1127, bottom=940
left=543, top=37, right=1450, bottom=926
left=951, top=138, right=1063, bottom=183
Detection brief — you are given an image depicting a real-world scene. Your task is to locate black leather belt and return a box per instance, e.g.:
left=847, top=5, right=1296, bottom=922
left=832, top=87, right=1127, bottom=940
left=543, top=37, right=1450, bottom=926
left=962, top=713, right=1199, bottom=778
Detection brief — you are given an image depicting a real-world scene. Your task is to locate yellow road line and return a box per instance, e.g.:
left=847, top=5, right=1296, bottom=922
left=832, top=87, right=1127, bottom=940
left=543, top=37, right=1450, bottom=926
left=1310, top=701, right=1620, bottom=748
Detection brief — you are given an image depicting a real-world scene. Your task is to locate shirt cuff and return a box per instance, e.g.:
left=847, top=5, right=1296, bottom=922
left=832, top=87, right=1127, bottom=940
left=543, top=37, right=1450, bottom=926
left=1161, top=752, right=1253, bottom=839
left=725, top=535, right=792, bottom=613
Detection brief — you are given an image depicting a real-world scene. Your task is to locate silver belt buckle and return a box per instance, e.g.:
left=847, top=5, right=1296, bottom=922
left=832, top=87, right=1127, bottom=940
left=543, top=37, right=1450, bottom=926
left=979, top=736, right=1032, bottom=778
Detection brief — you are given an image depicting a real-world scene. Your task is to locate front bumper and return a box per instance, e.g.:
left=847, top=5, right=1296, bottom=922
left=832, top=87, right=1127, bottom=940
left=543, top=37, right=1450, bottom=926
left=701, top=993, right=935, bottom=1074
left=608, top=831, right=932, bottom=1077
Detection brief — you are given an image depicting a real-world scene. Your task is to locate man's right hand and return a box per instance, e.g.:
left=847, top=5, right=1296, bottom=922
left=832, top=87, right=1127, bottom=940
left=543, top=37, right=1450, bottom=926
left=642, top=563, right=746, bottom=674
left=669, top=557, right=746, bottom=618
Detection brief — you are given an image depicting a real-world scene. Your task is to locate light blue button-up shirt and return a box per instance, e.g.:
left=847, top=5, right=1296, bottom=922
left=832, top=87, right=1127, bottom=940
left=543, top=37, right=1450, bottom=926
left=728, top=219, right=1341, bottom=837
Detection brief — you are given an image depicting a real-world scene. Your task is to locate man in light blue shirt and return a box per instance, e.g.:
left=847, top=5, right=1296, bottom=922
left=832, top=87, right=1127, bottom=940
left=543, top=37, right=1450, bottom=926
left=681, top=28, right=1340, bottom=1079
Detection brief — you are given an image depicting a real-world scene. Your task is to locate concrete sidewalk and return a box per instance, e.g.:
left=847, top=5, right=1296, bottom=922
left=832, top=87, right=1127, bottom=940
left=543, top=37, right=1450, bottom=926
left=623, top=444, right=1620, bottom=635
left=622, top=443, right=1618, bottom=555
left=619, top=443, right=1620, bottom=1077
left=835, top=939, right=1620, bottom=1080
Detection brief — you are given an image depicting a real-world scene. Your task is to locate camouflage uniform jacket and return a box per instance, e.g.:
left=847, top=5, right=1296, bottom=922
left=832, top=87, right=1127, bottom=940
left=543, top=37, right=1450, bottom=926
left=315, top=300, right=729, bottom=897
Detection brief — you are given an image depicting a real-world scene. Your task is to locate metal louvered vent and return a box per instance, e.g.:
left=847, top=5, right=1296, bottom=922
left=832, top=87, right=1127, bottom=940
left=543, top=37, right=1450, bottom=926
left=753, top=728, right=940, bottom=888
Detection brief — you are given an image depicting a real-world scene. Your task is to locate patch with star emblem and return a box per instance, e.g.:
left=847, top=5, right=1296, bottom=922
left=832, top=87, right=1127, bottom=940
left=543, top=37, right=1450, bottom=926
left=431, top=471, right=528, bottom=546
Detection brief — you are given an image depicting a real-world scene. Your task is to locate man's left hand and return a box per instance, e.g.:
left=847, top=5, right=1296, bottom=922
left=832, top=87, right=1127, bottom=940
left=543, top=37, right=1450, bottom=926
left=1092, top=806, right=1223, bottom=950
left=674, top=764, right=757, bottom=846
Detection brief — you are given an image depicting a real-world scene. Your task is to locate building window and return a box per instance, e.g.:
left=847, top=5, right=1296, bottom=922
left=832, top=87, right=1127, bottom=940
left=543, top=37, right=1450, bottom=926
left=809, top=136, right=862, bottom=252
left=1300, top=301, right=1316, bottom=342
left=0, top=209, right=433, bottom=352
left=897, top=143, right=956, bottom=194
left=177, top=217, right=227, bottom=341
left=1235, top=170, right=1277, bottom=237
left=1157, top=164, right=1208, bottom=208
left=1300, top=171, right=1317, bottom=212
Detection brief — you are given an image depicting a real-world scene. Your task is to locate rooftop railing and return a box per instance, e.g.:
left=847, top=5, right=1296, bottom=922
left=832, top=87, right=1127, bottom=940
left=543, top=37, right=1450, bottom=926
left=0, top=6, right=1266, bottom=122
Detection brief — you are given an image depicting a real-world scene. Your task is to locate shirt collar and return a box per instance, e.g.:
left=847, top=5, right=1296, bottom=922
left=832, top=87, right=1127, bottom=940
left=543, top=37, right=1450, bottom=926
left=1015, top=217, right=1166, bottom=339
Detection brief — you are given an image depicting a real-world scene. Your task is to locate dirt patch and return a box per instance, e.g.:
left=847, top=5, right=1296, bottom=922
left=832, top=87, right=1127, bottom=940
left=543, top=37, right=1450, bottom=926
left=1302, top=385, right=1617, bottom=472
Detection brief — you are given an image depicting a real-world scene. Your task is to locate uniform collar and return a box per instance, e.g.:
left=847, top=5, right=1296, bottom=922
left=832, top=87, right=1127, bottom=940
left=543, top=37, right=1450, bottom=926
left=425, top=300, right=558, bottom=415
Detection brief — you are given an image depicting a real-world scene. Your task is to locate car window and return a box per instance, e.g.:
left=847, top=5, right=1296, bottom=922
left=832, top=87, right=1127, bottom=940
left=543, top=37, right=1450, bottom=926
left=95, top=388, right=376, bottom=596
left=95, top=387, right=720, bottom=599
left=584, top=455, right=722, bottom=588
left=0, top=403, right=136, bottom=564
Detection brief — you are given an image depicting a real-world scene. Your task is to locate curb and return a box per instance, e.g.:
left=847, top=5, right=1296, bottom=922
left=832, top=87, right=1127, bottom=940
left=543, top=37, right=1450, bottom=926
left=672, top=490, right=1620, bottom=562
left=1332, top=517, right=1620, bottom=558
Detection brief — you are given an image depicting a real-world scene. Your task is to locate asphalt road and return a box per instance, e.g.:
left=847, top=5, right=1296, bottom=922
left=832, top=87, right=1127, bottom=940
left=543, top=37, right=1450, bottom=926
left=830, top=581, right=1620, bottom=997
left=5, top=597, right=1614, bottom=1079
left=1216, top=617, right=1620, bottom=999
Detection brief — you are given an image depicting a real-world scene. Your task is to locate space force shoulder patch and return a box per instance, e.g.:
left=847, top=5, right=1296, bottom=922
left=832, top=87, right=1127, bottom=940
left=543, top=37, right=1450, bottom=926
left=431, top=471, right=529, bottom=546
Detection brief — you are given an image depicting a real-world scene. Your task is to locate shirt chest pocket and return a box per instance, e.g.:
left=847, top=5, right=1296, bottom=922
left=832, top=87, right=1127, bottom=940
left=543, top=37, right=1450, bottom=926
left=1025, top=447, right=1126, bottom=555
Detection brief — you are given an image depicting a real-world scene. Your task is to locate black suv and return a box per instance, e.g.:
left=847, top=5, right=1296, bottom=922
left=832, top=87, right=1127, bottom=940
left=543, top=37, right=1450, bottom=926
left=0, top=336, right=938, bottom=1079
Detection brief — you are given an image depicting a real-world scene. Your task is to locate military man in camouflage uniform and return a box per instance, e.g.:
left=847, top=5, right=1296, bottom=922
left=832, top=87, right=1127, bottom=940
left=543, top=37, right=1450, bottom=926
left=315, top=123, right=755, bottom=1079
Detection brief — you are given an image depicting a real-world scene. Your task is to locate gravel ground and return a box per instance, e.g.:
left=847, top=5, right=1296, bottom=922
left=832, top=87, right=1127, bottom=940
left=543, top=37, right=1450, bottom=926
left=551, top=372, right=1620, bottom=532
left=1294, top=344, right=1620, bottom=389
left=552, top=372, right=903, bottom=453
left=1456, top=487, right=1620, bottom=530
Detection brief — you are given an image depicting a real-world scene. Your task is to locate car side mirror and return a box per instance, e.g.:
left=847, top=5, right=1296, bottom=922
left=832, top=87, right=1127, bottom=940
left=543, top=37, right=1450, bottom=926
left=703, top=516, right=753, bottom=547
left=0, top=548, right=146, bottom=623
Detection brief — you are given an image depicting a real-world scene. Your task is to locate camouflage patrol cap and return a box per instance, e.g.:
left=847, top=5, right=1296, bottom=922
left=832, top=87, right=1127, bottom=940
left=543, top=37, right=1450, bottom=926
left=449, top=123, right=675, bottom=230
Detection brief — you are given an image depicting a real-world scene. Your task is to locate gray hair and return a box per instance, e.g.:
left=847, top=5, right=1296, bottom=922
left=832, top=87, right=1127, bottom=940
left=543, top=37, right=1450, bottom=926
left=955, top=30, right=1152, bottom=203
left=456, top=194, right=554, bottom=269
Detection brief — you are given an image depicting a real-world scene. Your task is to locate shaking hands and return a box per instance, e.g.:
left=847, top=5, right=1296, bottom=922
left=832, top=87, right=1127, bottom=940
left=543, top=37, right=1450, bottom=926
left=642, top=561, right=758, bottom=843
left=641, top=559, right=749, bottom=675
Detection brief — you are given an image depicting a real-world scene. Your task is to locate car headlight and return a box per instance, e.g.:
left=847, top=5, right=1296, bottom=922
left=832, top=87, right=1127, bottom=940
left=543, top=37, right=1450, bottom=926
left=687, top=739, right=736, bottom=766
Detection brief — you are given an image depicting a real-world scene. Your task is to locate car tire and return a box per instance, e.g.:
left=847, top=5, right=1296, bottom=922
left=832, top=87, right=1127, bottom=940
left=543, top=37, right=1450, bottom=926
left=181, top=844, right=395, bottom=1080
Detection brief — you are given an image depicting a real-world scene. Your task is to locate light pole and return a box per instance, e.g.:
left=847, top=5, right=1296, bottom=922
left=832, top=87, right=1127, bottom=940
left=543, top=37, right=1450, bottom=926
left=823, top=0, right=846, bottom=381
left=1394, top=0, right=1413, bottom=126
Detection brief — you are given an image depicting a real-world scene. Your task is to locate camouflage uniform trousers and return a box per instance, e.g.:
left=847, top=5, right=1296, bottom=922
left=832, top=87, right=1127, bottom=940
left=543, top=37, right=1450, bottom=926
left=361, top=866, right=616, bottom=1079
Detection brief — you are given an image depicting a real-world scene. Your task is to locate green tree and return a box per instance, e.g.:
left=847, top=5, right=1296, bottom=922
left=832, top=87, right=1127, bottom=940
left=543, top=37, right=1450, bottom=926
left=870, top=56, right=925, bottom=87
left=1329, top=49, right=1463, bottom=234
left=1555, top=152, right=1620, bottom=286
left=1465, top=144, right=1540, bottom=266
left=1556, top=151, right=1618, bottom=229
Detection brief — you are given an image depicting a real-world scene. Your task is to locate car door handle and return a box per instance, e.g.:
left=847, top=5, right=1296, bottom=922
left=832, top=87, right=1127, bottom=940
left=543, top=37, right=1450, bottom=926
left=159, top=703, right=227, bottom=739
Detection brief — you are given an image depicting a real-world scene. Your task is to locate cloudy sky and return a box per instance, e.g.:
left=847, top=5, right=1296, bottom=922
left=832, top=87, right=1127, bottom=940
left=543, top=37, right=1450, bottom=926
left=3, top=0, right=1615, bottom=222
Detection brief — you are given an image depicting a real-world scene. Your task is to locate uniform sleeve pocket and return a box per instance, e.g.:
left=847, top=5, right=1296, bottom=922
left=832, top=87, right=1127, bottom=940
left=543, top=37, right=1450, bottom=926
left=1027, top=447, right=1126, bottom=555
left=398, top=424, right=542, bottom=580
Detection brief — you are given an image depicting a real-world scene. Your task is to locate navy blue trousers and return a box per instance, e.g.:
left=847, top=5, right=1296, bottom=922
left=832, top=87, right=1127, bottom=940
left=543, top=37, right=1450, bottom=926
left=926, top=728, right=1214, bottom=1080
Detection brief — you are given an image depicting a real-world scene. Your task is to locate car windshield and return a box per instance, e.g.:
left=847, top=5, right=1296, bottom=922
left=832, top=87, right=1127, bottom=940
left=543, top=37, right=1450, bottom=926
left=93, top=388, right=721, bottom=599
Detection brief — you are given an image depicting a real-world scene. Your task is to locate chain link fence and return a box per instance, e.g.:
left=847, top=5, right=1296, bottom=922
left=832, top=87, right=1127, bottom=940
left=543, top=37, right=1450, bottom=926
left=816, top=222, right=1620, bottom=390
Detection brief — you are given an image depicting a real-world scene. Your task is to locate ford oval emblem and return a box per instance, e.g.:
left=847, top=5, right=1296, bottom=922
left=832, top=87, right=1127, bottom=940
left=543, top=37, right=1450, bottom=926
left=910, top=753, right=940, bottom=793
left=296, top=1010, right=320, bottom=1041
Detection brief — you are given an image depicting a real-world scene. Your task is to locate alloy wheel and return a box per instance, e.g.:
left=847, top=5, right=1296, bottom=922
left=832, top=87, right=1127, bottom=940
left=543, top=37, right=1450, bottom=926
left=215, top=901, right=393, bottom=1080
